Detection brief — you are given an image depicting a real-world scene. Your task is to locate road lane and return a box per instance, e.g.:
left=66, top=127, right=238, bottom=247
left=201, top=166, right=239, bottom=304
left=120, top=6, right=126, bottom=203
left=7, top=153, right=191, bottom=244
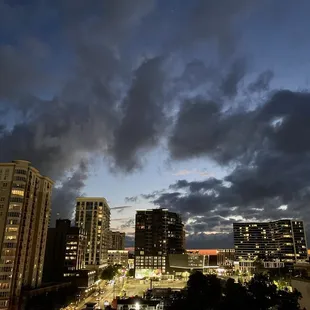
left=71, top=278, right=187, bottom=309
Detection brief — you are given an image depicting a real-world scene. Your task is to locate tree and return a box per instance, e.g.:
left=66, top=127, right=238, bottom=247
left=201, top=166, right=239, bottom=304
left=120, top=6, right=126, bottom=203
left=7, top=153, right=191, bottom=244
left=247, top=274, right=278, bottom=309
left=126, top=269, right=134, bottom=277
left=101, top=266, right=118, bottom=280
left=167, top=271, right=302, bottom=310
left=220, top=278, right=250, bottom=310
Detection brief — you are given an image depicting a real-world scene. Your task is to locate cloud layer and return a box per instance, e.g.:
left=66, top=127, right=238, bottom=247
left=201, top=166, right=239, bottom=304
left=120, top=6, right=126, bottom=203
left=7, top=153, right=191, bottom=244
left=134, top=90, right=310, bottom=247
left=1, top=1, right=310, bottom=246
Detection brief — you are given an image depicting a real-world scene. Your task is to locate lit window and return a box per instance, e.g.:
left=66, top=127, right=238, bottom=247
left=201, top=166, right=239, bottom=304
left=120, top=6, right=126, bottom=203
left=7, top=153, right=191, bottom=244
left=11, top=190, right=24, bottom=197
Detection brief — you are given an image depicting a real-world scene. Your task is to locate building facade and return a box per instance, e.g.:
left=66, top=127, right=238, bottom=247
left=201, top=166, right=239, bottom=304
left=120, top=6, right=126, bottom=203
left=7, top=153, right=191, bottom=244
left=43, top=219, right=87, bottom=282
left=110, top=231, right=125, bottom=250
left=217, top=249, right=235, bottom=266
left=107, top=250, right=128, bottom=267
left=233, top=220, right=308, bottom=263
left=0, top=160, right=54, bottom=309
left=75, top=197, right=110, bottom=269
left=134, top=209, right=184, bottom=278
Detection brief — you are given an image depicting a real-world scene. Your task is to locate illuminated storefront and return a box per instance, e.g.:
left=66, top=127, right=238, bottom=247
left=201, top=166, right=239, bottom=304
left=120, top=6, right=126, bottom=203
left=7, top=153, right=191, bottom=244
left=134, top=268, right=162, bottom=279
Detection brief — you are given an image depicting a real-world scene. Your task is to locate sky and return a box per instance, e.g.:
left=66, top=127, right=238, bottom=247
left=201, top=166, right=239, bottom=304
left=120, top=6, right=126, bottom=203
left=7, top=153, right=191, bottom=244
left=1, top=0, right=310, bottom=248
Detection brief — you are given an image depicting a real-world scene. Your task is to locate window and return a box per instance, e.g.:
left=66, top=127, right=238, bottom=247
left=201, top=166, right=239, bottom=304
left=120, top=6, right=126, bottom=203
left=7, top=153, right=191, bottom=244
left=6, top=227, right=18, bottom=232
left=5, top=236, right=16, bottom=240
left=0, top=197, right=5, bottom=202
left=11, top=190, right=24, bottom=197
left=3, top=243, right=16, bottom=248
left=7, top=212, right=20, bottom=218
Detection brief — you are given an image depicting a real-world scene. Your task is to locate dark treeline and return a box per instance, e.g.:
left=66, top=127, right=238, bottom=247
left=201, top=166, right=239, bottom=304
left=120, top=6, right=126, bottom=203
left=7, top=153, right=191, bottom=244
left=168, top=272, right=302, bottom=310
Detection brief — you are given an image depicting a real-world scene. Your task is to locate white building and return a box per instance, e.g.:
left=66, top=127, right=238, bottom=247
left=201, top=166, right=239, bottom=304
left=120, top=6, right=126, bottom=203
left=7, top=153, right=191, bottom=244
left=75, top=197, right=110, bottom=269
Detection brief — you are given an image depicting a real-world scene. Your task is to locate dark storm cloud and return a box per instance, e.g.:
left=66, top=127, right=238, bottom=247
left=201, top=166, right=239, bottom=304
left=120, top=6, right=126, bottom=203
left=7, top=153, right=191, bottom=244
left=51, top=160, right=88, bottom=223
left=125, top=196, right=139, bottom=203
left=0, top=0, right=260, bottom=180
left=141, top=190, right=164, bottom=200
left=248, top=70, right=274, bottom=93
left=168, top=97, right=257, bottom=164
left=220, top=58, right=247, bottom=98
left=111, top=206, right=133, bottom=213
left=185, top=216, right=234, bottom=235
left=186, top=233, right=233, bottom=249
left=153, top=191, right=214, bottom=219
left=175, top=0, right=257, bottom=57
left=2, top=0, right=310, bottom=251
left=141, top=89, right=310, bottom=246
left=170, top=178, right=223, bottom=192
left=259, top=90, right=310, bottom=154
left=121, top=218, right=135, bottom=229
left=0, top=0, right=156, bottom=217
left=0, top=42, right=50, bottom=100
left=109, top=57, right=167, bottom=171
left=175, top=59, right=216, bottom=89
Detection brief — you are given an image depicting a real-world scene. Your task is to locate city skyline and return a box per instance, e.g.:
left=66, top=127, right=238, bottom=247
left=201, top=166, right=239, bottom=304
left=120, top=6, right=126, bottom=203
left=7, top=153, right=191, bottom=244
left=2, top=1, right=310, bottom=249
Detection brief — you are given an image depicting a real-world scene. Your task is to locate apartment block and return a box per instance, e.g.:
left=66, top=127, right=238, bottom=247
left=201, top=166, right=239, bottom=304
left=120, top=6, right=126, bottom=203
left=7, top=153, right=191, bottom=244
left=0, top=160, right=53, bottom=309
left=110, top=231, right=125, bottom=250
left=233, top=220, right=308, bottom=263
left=75, top=197, right=110, bottom=269
left=134, top=209, right=185, bottom=278
left=43, top=219, right=87, bottom=282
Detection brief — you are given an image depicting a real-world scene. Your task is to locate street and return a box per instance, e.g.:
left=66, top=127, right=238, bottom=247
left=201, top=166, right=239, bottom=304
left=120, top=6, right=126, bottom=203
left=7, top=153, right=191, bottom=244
left=73, top=278, right=186, bottom=309
left=75, top=279, right=125, bottom=309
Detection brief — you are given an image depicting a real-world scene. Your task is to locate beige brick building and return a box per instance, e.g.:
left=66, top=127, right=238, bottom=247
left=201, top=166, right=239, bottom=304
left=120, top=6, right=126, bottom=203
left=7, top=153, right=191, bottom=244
left=0, top=160, right=54, bottom=309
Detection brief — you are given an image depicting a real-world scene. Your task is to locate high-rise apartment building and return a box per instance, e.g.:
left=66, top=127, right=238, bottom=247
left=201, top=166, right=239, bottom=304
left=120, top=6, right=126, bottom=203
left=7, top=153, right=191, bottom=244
left=134, top=209, right=184, bottom=278
left=233, top=220, right=308, bottom=263
left=75, top=197, right=110, bottom=269
left=43, top=219, right=87, bottom=282
left=110, top=231, right=125, bottom=250
left=0, top=160, right=53, bottom=309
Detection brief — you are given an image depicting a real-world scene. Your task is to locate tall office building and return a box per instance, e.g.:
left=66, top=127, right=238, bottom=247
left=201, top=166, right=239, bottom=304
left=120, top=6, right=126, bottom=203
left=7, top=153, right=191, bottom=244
left=0, top=160, right=53, bottom=309
left=134, top=209, right=185, bottom=278
left=43, top=219, right=87, bottom=282
left=75, top=197, right=110, bottom=269
left=110, top=231, right=125, bottom=250
left=233, top=220, right=308, bottom=263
